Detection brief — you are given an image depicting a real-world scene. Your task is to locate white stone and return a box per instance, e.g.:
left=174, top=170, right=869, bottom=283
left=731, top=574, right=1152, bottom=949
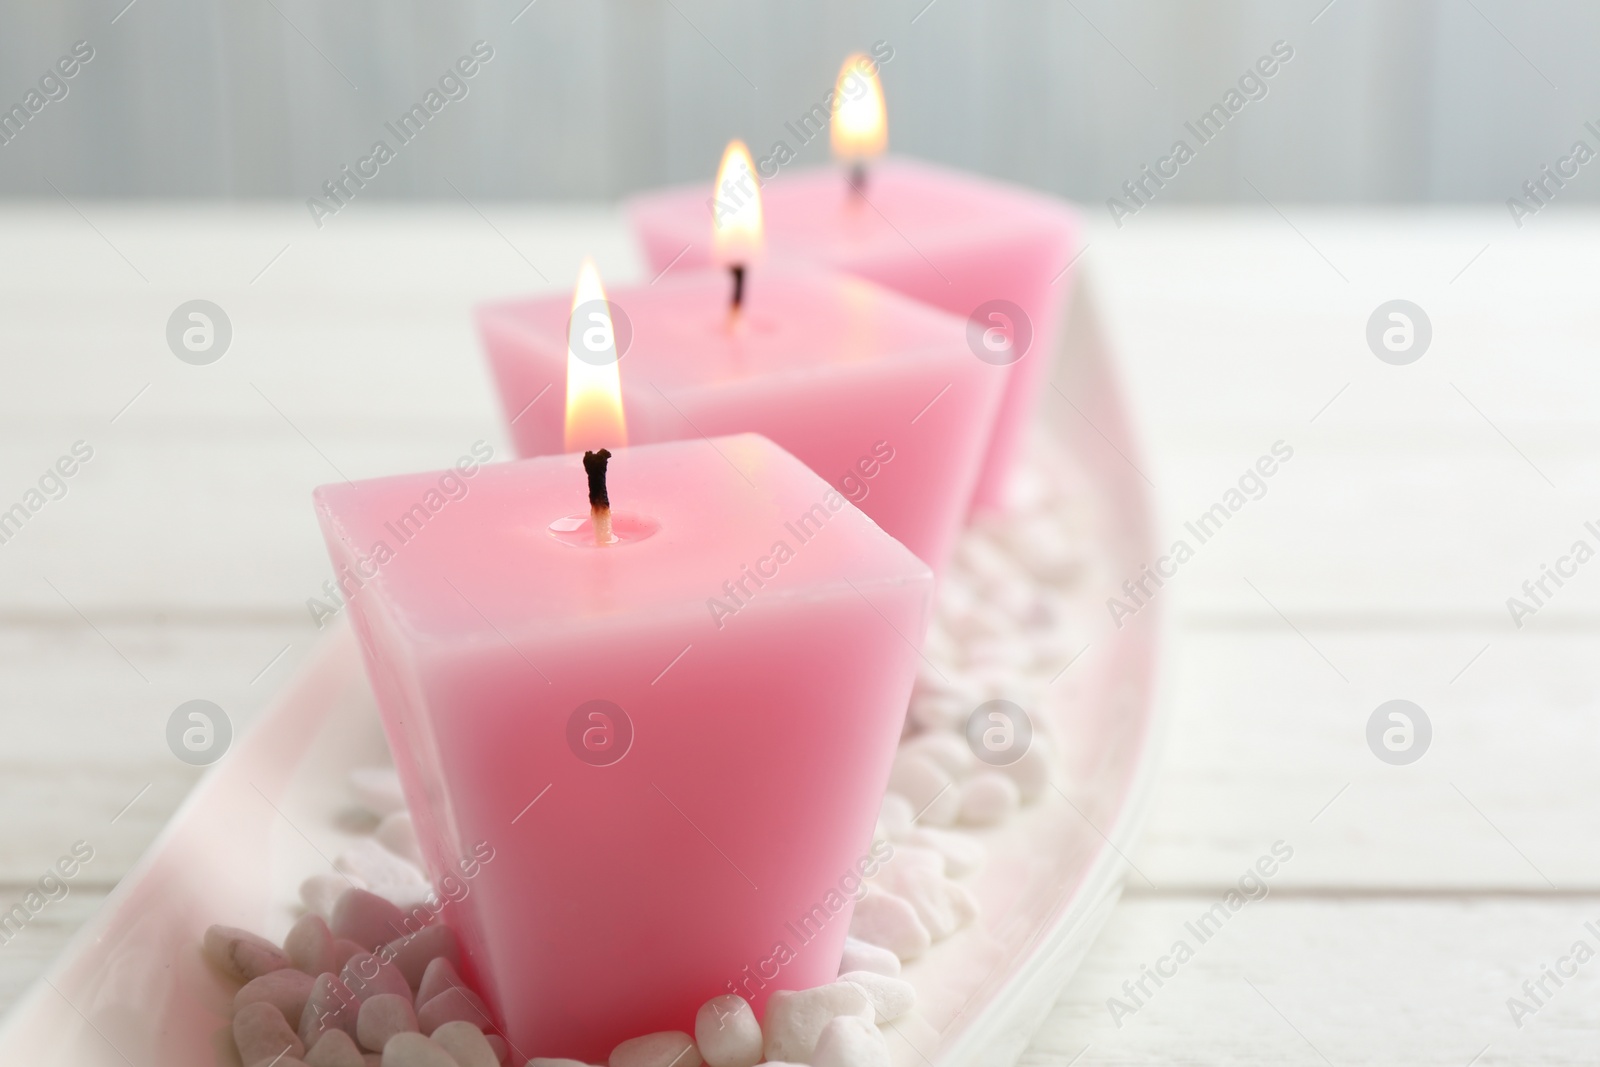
left=876, top=794, right=914, bottom=843
left=835, top=972, right=916, bottom=1023
left=299, top=973, right=360, bottom=1048
left=380, top=1032, right=457, bottom=1067
left=306, top=1028, right=365, bottom=1067
left=356, top=993, right=418, bottom=1053
left=907, top=827, right=985, bottom=878
left=761, top=981, right=874, bottom=1063
left=234, top=1000, right=306, bottom=1066
left=286, top=913, right=340, bottom=976
left=383, top=923, right=461, bottom=991
left=377, top=811, right=424, bottom=866
left=906, top=690, right=964, bottom=732
left=848, top=890, right=930, bottom=961
left=335, top=840, right=432, bottom=909
left=607, top=1030, right=702, bottom=1067
left=431, top=1021, right=499, bottom=1067
left=838, top=937, right=900, bottom=977
left=1000, top=736, right=1052, bottom=802
left=418, top=986, right=493, bottom=1035
left=416, top=957, right=465, bottom=1007
left=693, top=994, right=761, bottom=1067
left=341, top=951, right=411, bottom=1004
left=957, top=771, right=1021, bottom=826
left=332, top=888, right=409, bottom=951
left=877, top=848, right=974, bottom=941
left=886, top=754, right=958, bottom=827
left=810, top=1015, right=889, bottom=1067
left=900, top=732, right=974, bottom=778
left=236, top=968, right=316, bottom=1026
left=204, top=924, right=293, bottom=983
left=349, top=766, right=407, bottom=817
left=303, top=874, right=359, bottom=919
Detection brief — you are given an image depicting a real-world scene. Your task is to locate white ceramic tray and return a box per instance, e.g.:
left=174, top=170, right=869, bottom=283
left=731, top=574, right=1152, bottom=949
left=0, top=275, right=1165, bottom=1067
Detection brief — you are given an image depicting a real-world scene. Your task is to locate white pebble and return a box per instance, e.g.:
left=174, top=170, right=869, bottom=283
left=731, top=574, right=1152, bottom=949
left=416, top=957, right=465, bottom=1006
left=236, top=968, right=316, bottom=1026
left=432, top=1021, right=499, bottom=1067
left=335, top=840, right=432, bottom=909
left=303, top=874, right=358, bottom=919
left=299, top=973, right=360, bottom=1048
left=957, top=772, right=1021, bottom=826
left=908, top=828, right=985, bottom=878
left=878, top=849, right=974, bottom=941
left=694, top=994, right=761, bottom=1067
left=204, top=924, right=293, bottom=983
left=761, top=982, right=874, bottom=1063
left=341, top=952, right=411, bottom=1004
left=1000, top=737, right=1052, bottom=802
left=331, top=939, right=365, bottom=971
left=810, top=1015, right=889, bottom=1067
left=307, top=1027, right=364, bottom=1067
left=876, top=795, right=913, bottom=843
left=234, top=1000, right=306, bottom=1065
left=356, top=993, right=418, bottom=1053
left=332, top=888, right=409, bottom=951
left=381, top=1032, right=456, bottom=1067
left=377, top=811, right=424, bottom=867
left=418, top=986, right=493, bottom=1034
left=608, top=1030, right=702, bottom=1067
left=838, top=937, right=900, bottom=978
left=848, top=890, right=930, bottom=961
left=350, top=767, right=407, bottom=817
left=886, top=754, right=958, bottom=827
left=383, top=924, right=461, bottom=991
left=483, top=1034, right=508, bottom=1065
left=900, top=732, right=974, bottom=779
left=835, top=972, right=916, bottom=1023
left=286, top=913, right=340, bottom=976
left=906, top=691, right=964, bottom=732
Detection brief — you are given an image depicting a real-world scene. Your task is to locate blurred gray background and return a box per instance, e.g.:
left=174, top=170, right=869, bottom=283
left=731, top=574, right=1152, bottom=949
left=0, top=0, right=1594, bottom=205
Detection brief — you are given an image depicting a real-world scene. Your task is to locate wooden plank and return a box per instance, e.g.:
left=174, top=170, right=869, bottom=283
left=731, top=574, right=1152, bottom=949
left=1131, top=628, right=1600, bottom=891
left=1026, top=895, right=1600, bottom=1066
left=2, top=620, right=1593, bottom=892
left=0, top=621, right=313, bottom=882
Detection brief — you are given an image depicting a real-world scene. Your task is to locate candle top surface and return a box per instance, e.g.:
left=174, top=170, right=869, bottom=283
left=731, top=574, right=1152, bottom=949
left=479, top=265, right=968, bottom=393
left=628, top=156, right=1078, bottom=264
left=314, top=434, right=932, bottom=644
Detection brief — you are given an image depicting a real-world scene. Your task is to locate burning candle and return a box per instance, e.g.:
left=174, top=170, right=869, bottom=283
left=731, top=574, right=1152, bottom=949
left=627, top=54, right=1083, bottom=513
left=479, top=177, right=1004, bottom=573
left=314, top=284, right=934, bottom=1060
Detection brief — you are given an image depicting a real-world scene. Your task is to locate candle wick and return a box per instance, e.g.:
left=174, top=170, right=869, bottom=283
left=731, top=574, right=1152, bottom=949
left=848, top=161, right=868, bottom=196
left=583, top=448, right=614, bottom=545
left=729, top=264, right=746, bottom=313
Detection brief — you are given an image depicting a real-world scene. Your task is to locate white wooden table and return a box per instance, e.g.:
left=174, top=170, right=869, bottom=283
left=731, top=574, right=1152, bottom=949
left=1, top=203, right=1593, bottom=1064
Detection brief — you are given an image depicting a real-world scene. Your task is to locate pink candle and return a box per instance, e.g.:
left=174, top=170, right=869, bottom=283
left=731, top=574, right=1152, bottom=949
left=627, top=156, right=1081, bottom=513
left=477, top=262, right=1003, bottom=573
left=313, top=432, right=932, bottom=1061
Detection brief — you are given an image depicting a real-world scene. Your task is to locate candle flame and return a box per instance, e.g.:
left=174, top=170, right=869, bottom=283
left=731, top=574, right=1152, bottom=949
left=564, top=258, right=627, bottom=453
left=831, top=53, right=887, bottom=162
left=711, top=139, right=764, bottom=267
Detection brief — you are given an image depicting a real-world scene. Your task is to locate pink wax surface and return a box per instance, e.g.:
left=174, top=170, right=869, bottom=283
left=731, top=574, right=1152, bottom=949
left=477, top=265, right=1003, bottom=573
left=626, top=157, right=1082, bottom=512
left=313, top=435, right=933, bottom=1062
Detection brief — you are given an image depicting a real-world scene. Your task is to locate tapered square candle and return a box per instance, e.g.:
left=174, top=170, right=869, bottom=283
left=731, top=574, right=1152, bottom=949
left=479, top=153, right=1004, bottom=574
left=627, top=56, right=1082, bottom=512
left=313, top=432, right=933, bottom=1061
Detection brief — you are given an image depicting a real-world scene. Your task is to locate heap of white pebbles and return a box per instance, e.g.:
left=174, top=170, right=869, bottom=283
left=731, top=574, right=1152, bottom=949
left=204, top=447, right=1100, bottom=1067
